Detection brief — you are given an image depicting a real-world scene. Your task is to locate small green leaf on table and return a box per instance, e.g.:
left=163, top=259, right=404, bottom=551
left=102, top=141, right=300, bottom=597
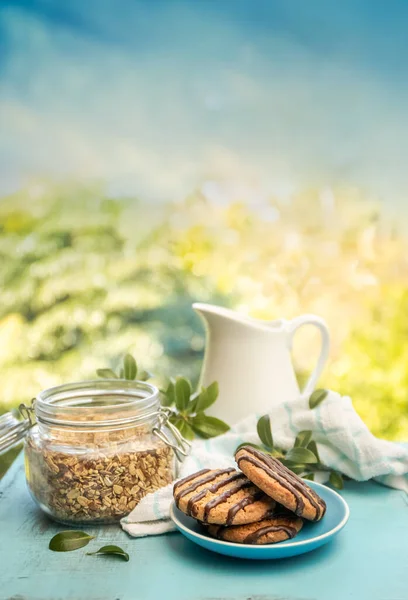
left=329, top=471, right=344, bottom=489
left=123, top=354, right=137, bottom=380
left=49, top=531, right=95, bottom=552
left=309, top=389, right=328, bottom=409
left=87, top=545, right=129, bottom=562
left=257, top=414, right=273, bottom=448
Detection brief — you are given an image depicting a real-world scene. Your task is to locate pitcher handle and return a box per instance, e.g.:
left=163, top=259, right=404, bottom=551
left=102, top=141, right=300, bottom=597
left=287, top=315, right=330, bottom=398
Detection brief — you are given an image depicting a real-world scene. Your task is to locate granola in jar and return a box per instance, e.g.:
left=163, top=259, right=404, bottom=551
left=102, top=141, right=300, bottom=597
left=23, top=380, right=180, bottom=525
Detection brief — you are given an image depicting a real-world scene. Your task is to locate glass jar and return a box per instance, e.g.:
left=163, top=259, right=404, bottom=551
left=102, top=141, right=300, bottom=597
left=20, top=380, right=189, bottom=525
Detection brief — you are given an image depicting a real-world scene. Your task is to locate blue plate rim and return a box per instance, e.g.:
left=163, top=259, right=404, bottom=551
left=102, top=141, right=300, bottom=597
left=169, top=480, right=350, bottom=550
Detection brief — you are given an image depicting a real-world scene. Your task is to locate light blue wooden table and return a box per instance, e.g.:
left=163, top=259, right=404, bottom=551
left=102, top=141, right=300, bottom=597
left=1, top=454, right=407, bottom=600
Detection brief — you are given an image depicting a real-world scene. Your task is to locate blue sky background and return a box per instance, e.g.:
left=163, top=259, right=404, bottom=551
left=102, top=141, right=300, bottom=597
left=1, top=0, right=408, bottom=207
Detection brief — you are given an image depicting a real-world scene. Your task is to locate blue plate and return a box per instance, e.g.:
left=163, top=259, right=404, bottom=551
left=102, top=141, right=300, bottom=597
left=169, top=480, right=349, bottom=560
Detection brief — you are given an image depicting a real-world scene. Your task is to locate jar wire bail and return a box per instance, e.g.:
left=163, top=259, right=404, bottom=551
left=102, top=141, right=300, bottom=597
left=0, top=405, right=33, bottom=455
left=152, top=407, right=192, bottom=462
left=19, top=400, right=36, bottom=426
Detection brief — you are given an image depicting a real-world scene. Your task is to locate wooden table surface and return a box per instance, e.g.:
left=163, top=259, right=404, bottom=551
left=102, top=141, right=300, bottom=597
left=1, top=453, right=407, bottom=600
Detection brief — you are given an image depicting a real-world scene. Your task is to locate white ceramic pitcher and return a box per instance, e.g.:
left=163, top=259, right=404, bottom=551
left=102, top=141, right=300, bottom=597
left=193, top=303, right=330, bottom=424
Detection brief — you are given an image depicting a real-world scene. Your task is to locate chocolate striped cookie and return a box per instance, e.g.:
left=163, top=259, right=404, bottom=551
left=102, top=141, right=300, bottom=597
left=173, top=468, right=276, bottom=525
left=207, top=513, right=303, bottom=545
left=235, top=446, right=326, bottom=521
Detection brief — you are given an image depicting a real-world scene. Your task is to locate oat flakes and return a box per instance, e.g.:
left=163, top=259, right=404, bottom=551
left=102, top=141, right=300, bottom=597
left=25, top=425, right=175, bottom=524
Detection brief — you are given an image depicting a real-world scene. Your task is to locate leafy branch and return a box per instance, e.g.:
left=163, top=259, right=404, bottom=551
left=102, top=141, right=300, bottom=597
left=237, top=413, right=345, bottom=489
left=161, top=377, right=229, bottom=440
left=97, top=354, right=230, bottom=440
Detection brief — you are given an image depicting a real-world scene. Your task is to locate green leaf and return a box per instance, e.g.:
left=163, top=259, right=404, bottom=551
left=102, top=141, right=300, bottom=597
left=257, top=414, right=273, bottom=448
left=96, top=368, right=118, bottom=379
left=329, top=471, right=344, bottom=489
left=185, top=391, right=200, bottom=414
left=119, top=368, right=124, bottom=379
left=138, top=370, right=152, bottom=381
left=169, top=414, right=179, bottom=427
left=235, top=442, right=264, bottom=453
left=294, top=430, right=313, bottom=448
left=236, top=440, right=283, bottom=458
left=194, top=382, right=219, bottom=413
left=178, top=419, right=195, bottom=441
left=190, top=414, right=230, bottom=438
left=265, top=447, right=285, bottom=458
left=87, top=545, right=129, bottom=562
left=161, top=380, right=176, bottom=407
left=309, top=389, right=328, bottom=409
left=279, top=460, right=309, bottom=474
left=170, top=416, right=195, bottom=440
left=285, top=447, right=318, bottom=464
left=286, top=462, right=307, bottom=475
left=303, top=472, right=315, bottom=481
left=123, top=354, right=137, bottom=380
left=307, top=440, right=320, bottom=462
left=49, top=531, right=95, bottom=552
left=175, top=377, right=191, bottom=411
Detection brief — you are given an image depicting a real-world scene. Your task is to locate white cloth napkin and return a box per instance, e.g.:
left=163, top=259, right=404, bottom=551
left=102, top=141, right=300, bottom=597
left=121, top=391, right=408, bottom=537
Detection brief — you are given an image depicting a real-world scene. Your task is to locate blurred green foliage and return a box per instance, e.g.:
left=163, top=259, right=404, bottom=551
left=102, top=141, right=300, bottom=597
left=1, top=181, right=407, bottom=475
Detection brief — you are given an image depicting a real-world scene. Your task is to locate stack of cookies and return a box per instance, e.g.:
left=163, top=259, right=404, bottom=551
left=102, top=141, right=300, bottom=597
left=173, top=445, right=326, bottom=545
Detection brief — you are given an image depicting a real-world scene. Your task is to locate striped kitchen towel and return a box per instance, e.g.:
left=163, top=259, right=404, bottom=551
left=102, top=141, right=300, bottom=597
left=121, top=391, right=408, bottom=537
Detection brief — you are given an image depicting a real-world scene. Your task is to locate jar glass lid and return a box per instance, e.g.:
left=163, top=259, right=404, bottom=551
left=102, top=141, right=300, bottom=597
left=0, top=380, right=191, bottom=461
left=35, top=380, right=161, bottom=428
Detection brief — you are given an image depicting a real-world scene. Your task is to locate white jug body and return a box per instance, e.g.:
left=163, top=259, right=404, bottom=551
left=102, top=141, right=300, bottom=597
left=193, top=304, right=330, bottom=425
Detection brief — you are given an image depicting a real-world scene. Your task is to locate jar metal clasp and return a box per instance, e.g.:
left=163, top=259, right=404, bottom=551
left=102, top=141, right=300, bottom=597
left=152, top=408, right=192, bottom=462
left=0, top=400, right=35, bottom=455
left=19, top=400, right=36, bottom=426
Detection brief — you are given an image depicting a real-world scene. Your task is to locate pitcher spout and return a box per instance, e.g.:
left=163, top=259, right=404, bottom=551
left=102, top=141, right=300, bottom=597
left=193, top=303, right=241, bottom=321
left=193, top=303, right=253, bottom=333
left=193, top=302, right=285, bottom=334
